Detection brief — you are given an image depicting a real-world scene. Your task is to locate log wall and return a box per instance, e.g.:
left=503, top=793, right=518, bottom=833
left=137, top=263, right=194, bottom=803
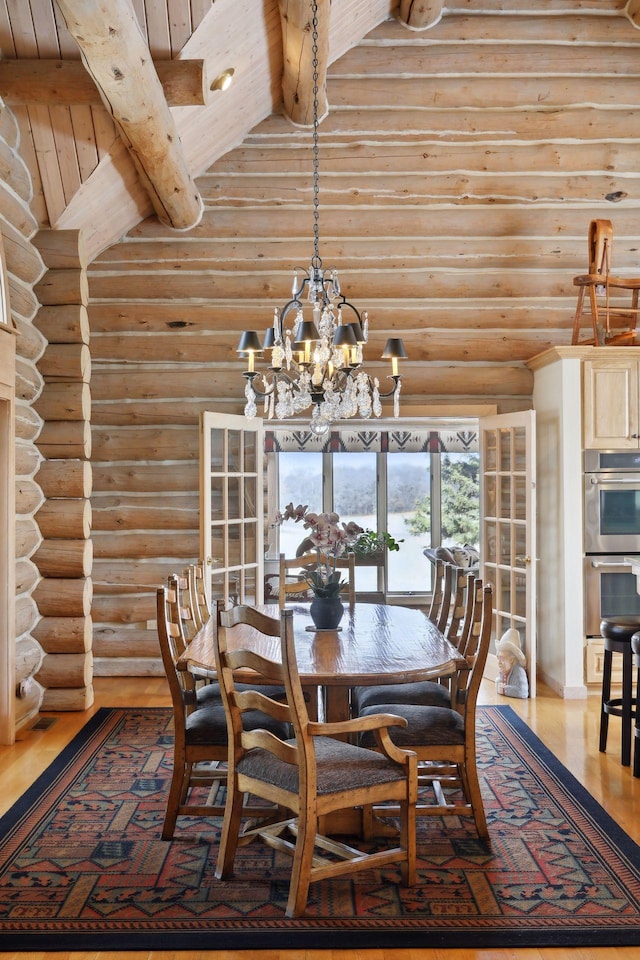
left=33, top=231, right=94, bottom=711
left=0, top=97, right=48, bottom=729
left=84, top=4, right=640, bottom=673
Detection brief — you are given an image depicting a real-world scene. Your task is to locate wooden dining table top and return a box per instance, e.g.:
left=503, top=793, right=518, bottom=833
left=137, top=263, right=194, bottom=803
left=177, top=601, right=465, bottom=689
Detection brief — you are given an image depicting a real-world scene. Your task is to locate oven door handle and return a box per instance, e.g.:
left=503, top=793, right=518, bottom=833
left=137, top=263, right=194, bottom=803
left=587, top=476, right=640, bottom=484
left=588, top=559, right=633, bottom=570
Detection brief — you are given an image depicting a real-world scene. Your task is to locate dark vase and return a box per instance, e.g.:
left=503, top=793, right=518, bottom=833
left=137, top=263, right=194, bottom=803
left=310, top=596, right=344, bottom=630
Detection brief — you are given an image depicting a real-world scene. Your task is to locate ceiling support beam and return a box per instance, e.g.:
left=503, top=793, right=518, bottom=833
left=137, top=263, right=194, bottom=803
left=278, top=0, right=329, bottom=126
left=0, top=59, right=209, bottom=107
left=399, top=0, right=444, bottom=29
left=627, top=0, right=640, bottom=28
left=53, top=0, right=203, bottom=231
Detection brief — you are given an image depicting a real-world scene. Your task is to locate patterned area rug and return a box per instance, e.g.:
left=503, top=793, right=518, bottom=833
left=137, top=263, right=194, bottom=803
left=1, top=705, right=640, bottom=950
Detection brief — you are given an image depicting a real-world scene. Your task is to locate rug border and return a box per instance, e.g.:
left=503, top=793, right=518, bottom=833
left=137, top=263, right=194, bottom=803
left=1, top=704, right=640, bottom=951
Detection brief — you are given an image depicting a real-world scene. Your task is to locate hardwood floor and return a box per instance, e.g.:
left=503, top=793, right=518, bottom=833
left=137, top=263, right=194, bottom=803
left=1, top=675, right=640, bottom=960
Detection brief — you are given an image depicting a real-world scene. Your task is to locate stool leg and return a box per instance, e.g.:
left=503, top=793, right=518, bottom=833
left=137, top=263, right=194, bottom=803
left=599, top=649, right=612, bottom=753
left=621, top=646, right=633, bottom=766
left=634, top=660, right=640, bottom=778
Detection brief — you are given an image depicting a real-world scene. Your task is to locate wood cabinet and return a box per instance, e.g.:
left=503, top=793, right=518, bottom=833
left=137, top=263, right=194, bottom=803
left=528, top=346, right=640, bottom=695
left=583, top=356, right=640, bottom=449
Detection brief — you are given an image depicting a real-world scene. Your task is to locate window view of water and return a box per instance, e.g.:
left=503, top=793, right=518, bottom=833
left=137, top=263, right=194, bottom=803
left=273, top=448, right=479, bottom=597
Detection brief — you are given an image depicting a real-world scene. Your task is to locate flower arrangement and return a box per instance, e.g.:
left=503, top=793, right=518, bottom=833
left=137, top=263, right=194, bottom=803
left=274, top=503, right=403, bottom=598
left=273, top=503, right=363, bottom=598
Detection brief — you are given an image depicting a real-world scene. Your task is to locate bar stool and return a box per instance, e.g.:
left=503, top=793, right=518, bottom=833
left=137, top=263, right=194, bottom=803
left=599, top=617, right=639, bottom=766
left=632, top=632, right=640, bottom=778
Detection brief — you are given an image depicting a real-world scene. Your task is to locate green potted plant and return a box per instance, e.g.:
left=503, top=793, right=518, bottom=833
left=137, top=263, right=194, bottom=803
left=351, top=529, right=403, bottom=559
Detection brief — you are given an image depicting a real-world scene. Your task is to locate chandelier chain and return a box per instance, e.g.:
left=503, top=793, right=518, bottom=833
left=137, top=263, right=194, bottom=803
left=235, top=0, right=406, bottom=434
left=311, top=0, right=321, bottom=270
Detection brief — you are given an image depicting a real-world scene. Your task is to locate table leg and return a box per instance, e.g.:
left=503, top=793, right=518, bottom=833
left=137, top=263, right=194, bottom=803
left=323, top=685, right=350, bottom=725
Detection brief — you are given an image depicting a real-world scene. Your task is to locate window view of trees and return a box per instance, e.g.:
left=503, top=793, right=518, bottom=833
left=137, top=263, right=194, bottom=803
left=407, top=453, right=480, bottom=546
left=273, top=447, right=480, bottom=596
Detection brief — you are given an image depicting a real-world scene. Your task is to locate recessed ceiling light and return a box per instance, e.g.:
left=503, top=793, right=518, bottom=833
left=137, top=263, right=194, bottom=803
left=211, top=68, right=235, bottom=92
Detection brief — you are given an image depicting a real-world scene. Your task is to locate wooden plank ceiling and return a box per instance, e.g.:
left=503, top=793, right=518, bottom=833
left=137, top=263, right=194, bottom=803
left=0, top=0, right=637, bottom=261
left=0, top=0, right=415, bottom=260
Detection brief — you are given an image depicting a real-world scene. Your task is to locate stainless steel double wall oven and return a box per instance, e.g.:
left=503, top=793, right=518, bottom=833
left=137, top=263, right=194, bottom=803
left=584, top=449, right=640, bottom=636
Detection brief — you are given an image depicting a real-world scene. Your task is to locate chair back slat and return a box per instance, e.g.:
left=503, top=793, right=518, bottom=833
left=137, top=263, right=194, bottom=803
left=184, top=561, right=210, bottom=628
left=434, top=561, right=455, bottom=633
left=158, top=579, right=199, bottom=710
left=217, top=604, right=302, bottom=769
left=427, top=557, right=445, bottom=622
left=451, top=583, right=493, bottom=712
left=444, top=566, right=469, bottom=643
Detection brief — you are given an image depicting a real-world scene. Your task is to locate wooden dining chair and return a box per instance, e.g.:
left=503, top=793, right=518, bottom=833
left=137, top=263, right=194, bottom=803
left=352, top=574, right=483, bottom=714
left=278, top=551, right=356, bottom=607
left=157, top=583, right=288, bottom=840
left=213, top=603, right=418, bottom=918
left=572, top=218, right=640, bottom=345
left=357, top=583, right=493, bottom=838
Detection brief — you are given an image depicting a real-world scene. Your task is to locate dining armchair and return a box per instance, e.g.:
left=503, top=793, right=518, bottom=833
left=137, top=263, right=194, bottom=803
left=213, top=603, right=418, bottom=918
left=352, top=571, right=482, bottom=714
left=278, top=551, right=356, bottom=607
left=357, top=582, right=493, bottom=838
left=157, top=582, right=288, bottom=839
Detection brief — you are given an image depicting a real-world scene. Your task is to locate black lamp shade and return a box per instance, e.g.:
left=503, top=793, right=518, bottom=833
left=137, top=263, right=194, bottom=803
left=333, top=324, right=358, bottom=347
left=348, top=321, right=365, bottom=343
left=381, top=337, right=408, bottom=360
left=262, top=327, right=277, bottom=349
left=293, top=320, right=320, bottom=345
left=237, top=330, right=263, bottom=354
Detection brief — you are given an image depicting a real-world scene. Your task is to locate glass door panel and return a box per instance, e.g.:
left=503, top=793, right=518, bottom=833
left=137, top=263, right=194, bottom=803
left=200, top=412, right=264, bottom=606
left=480, top=410, right=536, bottom=696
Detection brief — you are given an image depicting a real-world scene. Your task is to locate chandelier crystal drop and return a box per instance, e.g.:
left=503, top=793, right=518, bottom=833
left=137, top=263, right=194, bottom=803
left=236, top=0, right=407, bottom=437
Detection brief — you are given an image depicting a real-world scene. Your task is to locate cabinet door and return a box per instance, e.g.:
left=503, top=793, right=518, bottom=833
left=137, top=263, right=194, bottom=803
left=583, top=358, right=639, bottom=449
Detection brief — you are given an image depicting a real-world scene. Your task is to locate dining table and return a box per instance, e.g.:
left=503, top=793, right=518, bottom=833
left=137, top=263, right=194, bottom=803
left=176, top=601, right=466, bottom=723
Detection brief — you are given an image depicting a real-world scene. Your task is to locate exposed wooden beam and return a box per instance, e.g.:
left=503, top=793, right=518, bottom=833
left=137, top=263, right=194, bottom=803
left=0, top=59, right=209, bottom=107
left=399, top=0, right=444, bottom=29
left=278, top=0, right=329, bottom=126
left=53, top=0, right=203, bottom=231
left=627, top=0, right=640, bottom=28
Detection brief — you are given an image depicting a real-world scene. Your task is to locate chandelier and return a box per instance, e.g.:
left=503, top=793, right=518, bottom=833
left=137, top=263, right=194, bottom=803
left=237, top=0, right=407, bottom=438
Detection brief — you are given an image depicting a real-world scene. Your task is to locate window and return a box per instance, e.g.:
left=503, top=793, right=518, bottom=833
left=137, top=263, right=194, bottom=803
left=267, top=422, right=480, bottom=601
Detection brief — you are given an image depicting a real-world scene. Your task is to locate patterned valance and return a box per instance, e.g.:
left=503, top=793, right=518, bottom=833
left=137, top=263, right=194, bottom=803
left=265, top=426, right=478, bottom=453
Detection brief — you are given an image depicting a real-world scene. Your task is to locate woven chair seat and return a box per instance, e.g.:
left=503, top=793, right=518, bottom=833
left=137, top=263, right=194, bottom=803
left=353, top=680, right=450, bottom=713
left=359, top=703, right=464, bottom=749
left=196, top=681, right=286, bottom=706
left=186, top=700, right=289, bottom=746
left=239, top=735, right=408, bottom=795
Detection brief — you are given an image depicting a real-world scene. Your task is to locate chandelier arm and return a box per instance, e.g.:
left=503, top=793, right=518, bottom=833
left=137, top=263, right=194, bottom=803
left=376, top=376, right=402, bottom=398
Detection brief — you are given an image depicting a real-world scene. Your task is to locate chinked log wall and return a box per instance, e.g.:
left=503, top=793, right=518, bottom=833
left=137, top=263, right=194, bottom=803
left=85, top=5, right=640, bottom=675
left=32, top=230, right=94, bottom=710
left=0, top=97, right=48, bottom=730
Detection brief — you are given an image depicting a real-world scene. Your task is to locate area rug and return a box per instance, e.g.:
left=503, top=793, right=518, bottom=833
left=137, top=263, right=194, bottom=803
left=1, top=705, right=640, bottom=951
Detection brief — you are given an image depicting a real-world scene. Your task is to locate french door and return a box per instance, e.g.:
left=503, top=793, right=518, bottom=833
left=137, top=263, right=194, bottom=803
left=199, top=412, right=264, bottom=606
left=480, top=410, right=537, bottom=697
